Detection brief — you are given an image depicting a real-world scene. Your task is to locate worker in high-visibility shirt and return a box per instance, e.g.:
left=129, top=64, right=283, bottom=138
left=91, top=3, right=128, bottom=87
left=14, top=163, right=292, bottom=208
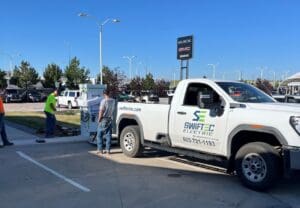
left=44, top=89, right=58, bottom=138
left=0, top=95, right=13, bottom=148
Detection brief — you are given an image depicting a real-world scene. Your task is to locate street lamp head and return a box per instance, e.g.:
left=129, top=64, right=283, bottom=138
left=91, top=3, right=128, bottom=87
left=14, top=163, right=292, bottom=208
left=112, top=19, right=120, bottom=23
left=78, top=12, right=88, bottom=17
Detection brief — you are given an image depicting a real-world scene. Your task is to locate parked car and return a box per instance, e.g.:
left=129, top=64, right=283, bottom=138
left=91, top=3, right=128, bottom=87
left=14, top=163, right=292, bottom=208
left=4, top=89, right=23, bottom=103
left=141, top=91, right=159, bottom=103
left=22, top=90, right=42, bottom=102
left=57, top=90, right=80, bottom=109
left=117, top=92, right=130, bottom=102
left=37, top=89, right=54, bottom=101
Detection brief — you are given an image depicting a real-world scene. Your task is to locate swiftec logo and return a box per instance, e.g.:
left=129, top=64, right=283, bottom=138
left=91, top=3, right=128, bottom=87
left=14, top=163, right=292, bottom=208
left=183, top=110, right=215, bottom=137
left=192, top=110, right=207, bottom=123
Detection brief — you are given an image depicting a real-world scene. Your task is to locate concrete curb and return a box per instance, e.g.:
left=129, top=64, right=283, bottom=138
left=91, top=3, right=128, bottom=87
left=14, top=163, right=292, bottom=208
left=13, top=135, right=88, bottom=146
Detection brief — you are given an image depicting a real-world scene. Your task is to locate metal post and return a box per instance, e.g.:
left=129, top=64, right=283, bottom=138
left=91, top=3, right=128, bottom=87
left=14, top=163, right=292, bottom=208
left=99, top=25, right=103, bottom=85
left=180, top=60, right=183, bottom=80
left=186, top=60, right=189, bottom=79
left=129, top=58, right=132, bottom=80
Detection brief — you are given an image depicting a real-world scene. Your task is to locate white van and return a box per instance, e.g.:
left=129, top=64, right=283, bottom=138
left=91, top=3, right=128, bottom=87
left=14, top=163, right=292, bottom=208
left=57, top=90, right=80, bottom=109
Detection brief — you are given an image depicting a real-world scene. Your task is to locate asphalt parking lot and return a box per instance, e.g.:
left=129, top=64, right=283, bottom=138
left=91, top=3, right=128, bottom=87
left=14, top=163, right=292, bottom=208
left=2, top=100, right=300, bottom=208
left=1, top=140, right=300, bottom=208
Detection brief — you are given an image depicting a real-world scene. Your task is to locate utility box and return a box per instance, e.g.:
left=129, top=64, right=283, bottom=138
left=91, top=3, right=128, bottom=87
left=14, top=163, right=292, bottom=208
left=79, top=84, right=106, bottom=140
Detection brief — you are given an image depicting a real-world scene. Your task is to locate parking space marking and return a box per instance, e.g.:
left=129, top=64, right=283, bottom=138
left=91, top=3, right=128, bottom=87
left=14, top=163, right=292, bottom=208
left=16, top=151, right=91, bottom=192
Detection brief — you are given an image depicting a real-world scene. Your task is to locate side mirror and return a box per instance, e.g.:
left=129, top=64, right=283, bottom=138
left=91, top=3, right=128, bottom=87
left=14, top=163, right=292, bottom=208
left=197, top=92, right=213, bottom=108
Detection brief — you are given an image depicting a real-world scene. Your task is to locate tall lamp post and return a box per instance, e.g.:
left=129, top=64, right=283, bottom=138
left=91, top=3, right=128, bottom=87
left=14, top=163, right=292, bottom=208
left=123, top=56, right=136, bottom=80
left=78, top=13, right=120, bottom=85
left=208, top=63, right=218, bottom=80
left=0, top=52, right=21, bottom=85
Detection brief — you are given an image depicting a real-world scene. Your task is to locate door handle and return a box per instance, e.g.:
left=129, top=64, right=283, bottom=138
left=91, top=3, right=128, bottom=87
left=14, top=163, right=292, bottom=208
left=177, top=111, right=186, bottom=115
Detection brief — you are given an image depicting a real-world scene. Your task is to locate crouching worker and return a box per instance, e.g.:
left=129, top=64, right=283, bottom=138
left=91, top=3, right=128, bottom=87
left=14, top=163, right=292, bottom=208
left=96, top=89, right=115, bottom=155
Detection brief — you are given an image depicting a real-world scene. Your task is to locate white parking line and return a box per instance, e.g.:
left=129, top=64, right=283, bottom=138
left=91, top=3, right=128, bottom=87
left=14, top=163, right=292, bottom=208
left=16, top=151, right=91, bottom=192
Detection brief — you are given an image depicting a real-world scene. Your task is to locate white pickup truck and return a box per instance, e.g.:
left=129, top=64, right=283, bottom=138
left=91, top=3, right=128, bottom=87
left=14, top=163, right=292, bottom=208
left=115, top=79, right=300, bottom=190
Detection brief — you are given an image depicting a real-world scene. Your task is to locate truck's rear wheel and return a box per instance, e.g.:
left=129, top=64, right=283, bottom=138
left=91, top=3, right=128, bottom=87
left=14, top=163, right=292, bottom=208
left=235, top=142, right=281, bottom=191
left=120, top=125, right=143, bottom=157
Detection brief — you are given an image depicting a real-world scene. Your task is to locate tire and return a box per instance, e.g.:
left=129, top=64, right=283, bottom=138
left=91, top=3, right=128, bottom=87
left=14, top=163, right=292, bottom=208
left=120, top=125, right=143, bottom=157
left=68, top=101, right=72, bottom=109
left=235, top=142, right=281, bottom=191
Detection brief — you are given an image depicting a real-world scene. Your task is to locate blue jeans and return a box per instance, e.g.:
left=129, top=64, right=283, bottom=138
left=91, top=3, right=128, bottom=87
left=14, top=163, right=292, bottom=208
left=44, top=111, right=56, bottom=137
left=96, top=118, right=112, bottom=151
left=0, top=113, right=9, bottom=144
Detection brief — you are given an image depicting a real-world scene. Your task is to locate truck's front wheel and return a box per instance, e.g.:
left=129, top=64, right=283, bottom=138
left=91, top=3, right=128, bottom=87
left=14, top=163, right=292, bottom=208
left=235, top=142, right=281, bottom=191
left=120, top=125, right=143, bottom=157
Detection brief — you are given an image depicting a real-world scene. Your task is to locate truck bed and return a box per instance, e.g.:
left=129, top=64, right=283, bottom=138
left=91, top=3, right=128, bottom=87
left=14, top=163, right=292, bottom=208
left=117, top=102, right=170, bottom=141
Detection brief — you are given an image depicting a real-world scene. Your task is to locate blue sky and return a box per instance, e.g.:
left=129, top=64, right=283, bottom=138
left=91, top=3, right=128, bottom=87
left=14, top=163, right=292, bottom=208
left=1, top=0, right=300, bottom=81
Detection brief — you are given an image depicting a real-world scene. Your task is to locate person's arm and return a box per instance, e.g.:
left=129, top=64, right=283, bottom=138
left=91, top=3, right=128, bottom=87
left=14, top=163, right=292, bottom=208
left=98, top=109, right=104, bottom=122
left=98, top=100, right=106, bottom=122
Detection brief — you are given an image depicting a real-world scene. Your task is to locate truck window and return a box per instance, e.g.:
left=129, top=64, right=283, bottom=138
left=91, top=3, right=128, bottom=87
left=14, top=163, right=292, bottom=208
left=183, top=83, right=220, bottom=108
left=64, top=91, right=68, bottom=96
left=69, top=92, right=76, bottom=97
left=216, top=82, right=275, bottom=103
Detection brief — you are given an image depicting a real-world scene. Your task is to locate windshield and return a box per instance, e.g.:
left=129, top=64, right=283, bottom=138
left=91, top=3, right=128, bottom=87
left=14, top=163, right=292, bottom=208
left=216, top=82, right=275, bottom=103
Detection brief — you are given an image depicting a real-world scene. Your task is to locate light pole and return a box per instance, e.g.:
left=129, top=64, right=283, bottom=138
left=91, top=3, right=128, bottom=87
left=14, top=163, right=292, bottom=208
left=236, top=70, right=243, bottom=81
left=123, top=56, right=136, bottom=80
left=78, top=13, right=120, bottom=85
left=0, top=52, right=21, bottom=85
left=269, top=70, right=276, bottom=89
left=258, top=66, right=267, bottom=80
left=207, top=63, right=218, bottom=80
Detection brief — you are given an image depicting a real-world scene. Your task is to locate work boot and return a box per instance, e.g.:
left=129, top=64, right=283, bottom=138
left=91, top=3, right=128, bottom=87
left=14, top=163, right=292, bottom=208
left=4, top=142, right=14, bottom=146
left=36, top=138, right=46, bottom=143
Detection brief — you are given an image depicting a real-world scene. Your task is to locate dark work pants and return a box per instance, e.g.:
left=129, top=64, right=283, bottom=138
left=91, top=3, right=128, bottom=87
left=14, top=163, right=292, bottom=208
left=0, top=113, right=9, bottom=144
left=44, top=111, right=56, bottom=137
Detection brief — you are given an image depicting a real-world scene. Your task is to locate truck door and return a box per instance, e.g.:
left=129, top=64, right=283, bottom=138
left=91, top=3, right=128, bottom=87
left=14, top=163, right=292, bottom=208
left=169, top=83, right=228, bottom=155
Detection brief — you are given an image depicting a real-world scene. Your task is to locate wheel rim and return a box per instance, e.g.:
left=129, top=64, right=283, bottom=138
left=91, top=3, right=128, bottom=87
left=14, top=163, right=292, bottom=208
left=242, top=153, right=267, bottom=183
left=123, top=132, right=135, bottom=152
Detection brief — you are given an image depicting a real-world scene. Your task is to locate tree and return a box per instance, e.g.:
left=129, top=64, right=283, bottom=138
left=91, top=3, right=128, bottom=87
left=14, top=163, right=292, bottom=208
left=142, top=73, right=155, bottom=91
left=11, top=61, right=39, bottom=89
left=154, top=79, right=170, bottom=97
left=96, top=66, right=127, bottom=96
left=43, top=63, right=63, bottom=88
left=255, top=78, right=272, bottom=95
left=64, top=57, right=90, bottom=89
left=129, top=76, right=143, bottom=93
left=0, top=69, right=7, bottom=89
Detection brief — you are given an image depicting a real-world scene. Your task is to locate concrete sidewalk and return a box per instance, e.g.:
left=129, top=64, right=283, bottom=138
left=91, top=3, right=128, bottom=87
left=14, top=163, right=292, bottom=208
left=4, top=124, right=86, bottom=146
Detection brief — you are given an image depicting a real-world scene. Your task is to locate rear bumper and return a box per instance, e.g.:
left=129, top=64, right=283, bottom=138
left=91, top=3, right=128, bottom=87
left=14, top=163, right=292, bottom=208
left=283, top=146, right=300, bottom=176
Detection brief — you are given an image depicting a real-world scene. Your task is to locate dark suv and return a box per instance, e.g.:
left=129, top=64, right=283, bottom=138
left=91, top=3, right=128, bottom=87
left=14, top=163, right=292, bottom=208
left=22, top=90, right=41, bottom=102
left=4, top=89, right=23, bottom=103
